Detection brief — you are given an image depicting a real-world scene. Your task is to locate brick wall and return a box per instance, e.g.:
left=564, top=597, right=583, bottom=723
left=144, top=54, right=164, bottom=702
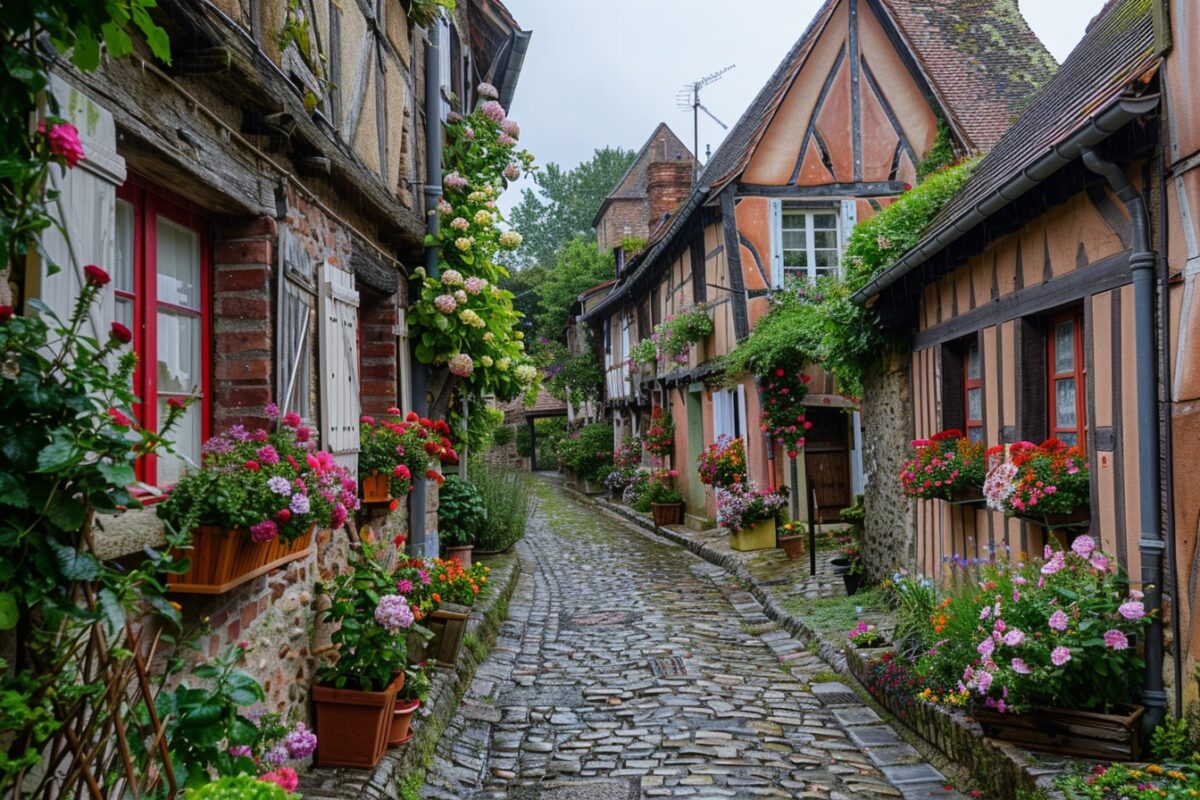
left=359, top=290, right=399, bottom=416
left=597, top=197, right=649, bottom=252
left=647, top=162, right=692, bottom=228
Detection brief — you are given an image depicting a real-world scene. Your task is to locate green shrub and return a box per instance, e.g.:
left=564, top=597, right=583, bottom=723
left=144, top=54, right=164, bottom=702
left=437, top=476, right=487, bottom=547
left=515, top=423, right=531, bottom=457
left=467, top=462, right=532, bottom=552
left=492, top=425, right=516, bottom=447
left=559, top=423, right=614, bottom=482
left=184, top=775, right=296, bottom=799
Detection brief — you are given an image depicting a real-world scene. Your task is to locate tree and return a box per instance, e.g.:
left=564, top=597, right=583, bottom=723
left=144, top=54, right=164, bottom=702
left=507, top=146, right=637, bottom=269
left=534, top=235, right=615, bottom=337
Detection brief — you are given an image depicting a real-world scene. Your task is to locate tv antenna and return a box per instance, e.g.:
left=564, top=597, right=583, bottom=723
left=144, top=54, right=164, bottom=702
left=677, top=64, right=735, bottom=182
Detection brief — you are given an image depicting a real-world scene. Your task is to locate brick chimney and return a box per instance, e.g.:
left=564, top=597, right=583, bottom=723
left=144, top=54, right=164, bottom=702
left=647, top=159, right=692, bottom=229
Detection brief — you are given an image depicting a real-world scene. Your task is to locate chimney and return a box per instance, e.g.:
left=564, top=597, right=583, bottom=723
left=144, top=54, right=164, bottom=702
left=647, top=158, right=692, bottom=230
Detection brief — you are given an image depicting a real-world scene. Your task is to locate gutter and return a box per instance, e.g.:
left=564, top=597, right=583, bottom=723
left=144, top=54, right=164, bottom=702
left=1081, top=147, right=1166, bottom=733
left=498, top=30, right=531, bottom=110
left=851, top=94, right=1162, bottom=305
left=581, top=187, right=710, bottom=323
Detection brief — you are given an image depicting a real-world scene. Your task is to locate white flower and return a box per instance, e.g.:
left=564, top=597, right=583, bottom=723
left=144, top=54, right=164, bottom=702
left=480, top=355, right=493, bottom=368
left=514, top=364, right=537, bottom=384
left=477, top=82, right=499, bottom=99
left=450, top=217, right=469, bottom=231
left=448, top=353, right=474, bottom=377
left=498, top=230, right=523, bottom=249
left=440, top=269, right=464, bottom=286
left=473, top=209, right=493, bottom=226
left=496, top=357, right=510, bottom=372
left=454, top=237, right=473, bottom=252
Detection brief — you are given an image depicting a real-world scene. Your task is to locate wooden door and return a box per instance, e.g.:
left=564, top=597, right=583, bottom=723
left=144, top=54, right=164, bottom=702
left=804, top=408, right=852, bottom=522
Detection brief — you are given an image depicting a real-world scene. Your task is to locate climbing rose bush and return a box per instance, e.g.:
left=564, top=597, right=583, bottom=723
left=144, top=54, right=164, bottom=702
left=759, top=366, right=811, bottom=458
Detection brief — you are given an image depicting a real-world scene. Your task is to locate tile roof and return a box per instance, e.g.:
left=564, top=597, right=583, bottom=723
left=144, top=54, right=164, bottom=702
left=500, top=390, right=566, bottom=423
left=592, top=123, right=693, bottom=227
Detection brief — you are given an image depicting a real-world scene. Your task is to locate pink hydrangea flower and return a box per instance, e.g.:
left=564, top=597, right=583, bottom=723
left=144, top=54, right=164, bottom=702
left=259, top=767, right=299, bottom=793
left=1003, top=629, right=1025, bottom=647
left=1050, top=646, right=1072, bottom=666
left=477, top=82, right=499, bottom=99
left=444, top=172, right=468, bottom=190
left=434, top=294, right=458, bottom=314
left=501, top=119, right=520, bottom=138
left=374, top=594, right=414, bottom=633
left=1011, top=658, right=1032, bottom=675
left=1103, top=629, right=1129, bottom=651
left=1048, top=610, right=1069, bottom=632
left=448, top=353, right=474, bottom=377
left=284, top=723, right=318, bottom=759
left=481, top=100, right=506, bottom=122
left=1070, top=535, right=1095, bottom=558
left=1118, top=601, right=1145, bottom=620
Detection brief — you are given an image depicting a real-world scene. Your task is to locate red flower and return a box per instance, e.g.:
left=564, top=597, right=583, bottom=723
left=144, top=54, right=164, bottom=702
left=109, top=321, right=132, bottom=344
left=283, top=411, right=302, bottom=427
left=167, top=397, right=186, bottom=409
left=361, top=414, right=376, bottom=425
left=83, top=265, right=110, bottom=286
left=245, top=460, right=260, bottom=471
left=775, top=368, right=785, bottom=377
left=43, top=120, right=85, bottom=167
left=393, top=533, right=407, bottom=546
left=295, top=426, right=311, bottom=442
left=0, top=306, right=12, bottom=323
left=389, top=498, right=400, bottom=512
left=424, top=441, right=440, bottom=455
left=406, top=411, right=419, bottom=422
left=287, top=454, right=299, bottom=470
left=276, top=508, right=291, bottom=522
left=107, top=407, right=133, bottom=427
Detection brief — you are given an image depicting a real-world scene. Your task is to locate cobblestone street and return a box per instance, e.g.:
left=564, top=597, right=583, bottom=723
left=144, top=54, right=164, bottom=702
left=421, top=478, right=961, bottom=800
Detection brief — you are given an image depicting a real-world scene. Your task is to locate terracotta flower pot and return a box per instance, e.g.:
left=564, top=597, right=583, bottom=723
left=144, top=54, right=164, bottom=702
left=169, top=526, right=314, bottom=595
left=312, top=673, right=404, bottom=768
left=426, top=603, right=471, bottom=667
left=777, top=533, right=805, bottom=560
left=443, top=544, right=473, bottom=567
left=650, top=501, right=684, bottom=526
left=361, top=472, right=392, bottom=504
left=388, top=698, right=421, bottom=747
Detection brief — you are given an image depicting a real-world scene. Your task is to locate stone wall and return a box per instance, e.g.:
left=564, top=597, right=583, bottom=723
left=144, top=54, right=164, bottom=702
left=482, top=439, right=522, bottom=468
left=861, top=353, right=916, bottom=579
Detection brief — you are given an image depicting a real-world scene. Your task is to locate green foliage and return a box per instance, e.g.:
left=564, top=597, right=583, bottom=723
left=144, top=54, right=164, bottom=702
left=398, top=663, right=434, bottom=704
left=436, top=476, right=488, bottom=547
left=466, top=462, right=531, bottom=552
left=1150, top=717, right=1193, bottom=762
left=404, top=0, right=455, bottom=27
left=491, top=424, right=516, bottom=448
left=1057, top=762, right=1200, bottom=799
left=780, top=589, right=887, bottom=636
left=916, top=116, right=956, bottom=181
left=654, top=304, right=713, bottom=364
left=533, top=236, right=616, bottom=336
left=541, top=336, right=604, bottom=406
left=621, top=236, right=647, bottom=256
left=507, top=147, right=638, bottom=270
left=515, top=423, right=532, bottom=457
left=557, top=424, right=614, bottom=483
left=627, top=337, right=658, bottom=370
left=184, top=775, right=297, bottom=800
left=448, top=402, right=504, bottom=456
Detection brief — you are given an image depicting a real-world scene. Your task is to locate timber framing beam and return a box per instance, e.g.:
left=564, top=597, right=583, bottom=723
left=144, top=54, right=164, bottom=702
left=736, top=181, right=909, bottom=198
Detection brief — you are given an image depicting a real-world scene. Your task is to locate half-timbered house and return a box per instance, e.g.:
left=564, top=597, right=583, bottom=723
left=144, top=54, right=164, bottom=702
left=582, top=0, right=1054, bottom=527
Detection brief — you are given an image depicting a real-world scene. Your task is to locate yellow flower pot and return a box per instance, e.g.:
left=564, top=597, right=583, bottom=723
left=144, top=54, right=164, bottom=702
left=729, top=518, right=776, bottom=552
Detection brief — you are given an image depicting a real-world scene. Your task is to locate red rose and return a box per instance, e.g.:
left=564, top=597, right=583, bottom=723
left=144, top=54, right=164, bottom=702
left=424, top=441, right=440, bottom=455
left=167, top=397, right=186, bottom=409
left=107, top=407, right=133, bottom=427
left=283, top=411, right=302, bottom=427
left=245, top=460, right=260, bottom=471
left=110, top=321, right=132, bottom=344
left=0, top=306, right=12, bottom=323
left=406, top=412, right=419, bottom=422
left=276, top=508, right=292, bottom=522
left=83, top=265, right=110, bottom=286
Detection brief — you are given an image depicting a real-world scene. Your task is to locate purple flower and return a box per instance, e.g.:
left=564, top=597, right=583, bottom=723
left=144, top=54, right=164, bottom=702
left=262, top=745, right=288, bottom=767
left=1040, top=551, right=1065, bottom=575
left=1002, top=629, right=1025, bottom=647
left=977, top=637, right=995, bottom=657
left=257, top=445, right=280, bottom=465
left=374, top=594, right=415, bottom=633
left=976, top=670, right=994, bottom=693
left=268, top=476, right=292, bottom=496
left=250, top=520, right=278, bottom=543
left=1048, top=610, right=1069, bottom=632
left=397, top=579, right=414, bottom=594
left=264, top=402, right=279, bottom=419
left=331, top=502, right=347, bottom=529
left=229, top=744, right=253, bottom=758
left=1011, top=658, right=1032, bottom=675
left=290, top=493, right=310, bottom=515
left=284, top=722, right=318, bottom=759
left=1091, top=553, right=1110, bottom=572
left=1050, top=646, right=1072, bottom=667
left=1070, top=535, right=1095, bottom=558
left=418, top=569, right=430, bottom=585
left=1119, top=601, right=1145, bottom=620
left=1103, top=630, right=1129, bottom=651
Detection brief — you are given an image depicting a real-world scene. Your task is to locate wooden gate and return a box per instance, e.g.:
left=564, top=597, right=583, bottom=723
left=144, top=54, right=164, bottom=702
left=804, top=408, right=852, bottom=522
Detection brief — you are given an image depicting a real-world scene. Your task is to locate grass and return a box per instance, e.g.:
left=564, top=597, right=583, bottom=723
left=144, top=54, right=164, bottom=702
left=780, top=587, right=887, bottom=636
left=740, top=621, right=778, bottom=636
left=812, top=669, right=842, bottom=683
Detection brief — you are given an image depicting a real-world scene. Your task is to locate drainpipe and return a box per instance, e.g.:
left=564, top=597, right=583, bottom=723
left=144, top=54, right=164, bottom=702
left=1081, top=147, right=1166, bottom=732
left=410, top=20, right=443, bottom=558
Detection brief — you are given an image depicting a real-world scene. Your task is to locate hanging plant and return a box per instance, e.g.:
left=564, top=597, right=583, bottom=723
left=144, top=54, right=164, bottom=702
left=758, top=367, right=811, bottom=458
left=654, top=303, right=713, bottom=367
left=642, top=406, right=675, bottom=461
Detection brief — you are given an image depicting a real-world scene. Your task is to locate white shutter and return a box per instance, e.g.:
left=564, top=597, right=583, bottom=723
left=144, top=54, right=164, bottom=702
left=29, top=77, right=125, bottom=341
left=319, top=261, right=360, bottom=473
left=436, top=19, right=452, bottom=122
left=735, top=384, right=747, bottom=441
left=278, top=228, right=315, bottom=423
left=839, top=199, right=857, bottom=278
left=768, top=198, right=783, bottom=289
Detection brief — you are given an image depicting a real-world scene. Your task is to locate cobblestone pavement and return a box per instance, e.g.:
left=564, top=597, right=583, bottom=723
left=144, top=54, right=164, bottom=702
left=421, top=478, right=962, bottom=800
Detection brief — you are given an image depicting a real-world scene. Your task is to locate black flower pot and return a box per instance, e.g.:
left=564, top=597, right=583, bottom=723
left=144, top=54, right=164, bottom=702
left=830, top=557, right=852, bottom=576
left=843, top=573, right=862, bottom=596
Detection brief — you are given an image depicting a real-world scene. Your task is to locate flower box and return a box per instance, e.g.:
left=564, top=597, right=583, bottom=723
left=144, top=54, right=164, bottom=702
left=312, top=673, right=404, bottom=768
left=730, top=518, right=776, bottom=552
left=361, top=472, right=392, bottom=504
left=168, top=526, right=314, bottom=595
left=425, top=602, right=471, bottom=668
left=970, top=704, right=1143, bottom=760
left=580, top=478, right=606, bottom=496
left=945, top=488, right=985, bottom=506
left=650, top=501, right=684, bottom=526
left=1017, top=508, right=1090, bottom=530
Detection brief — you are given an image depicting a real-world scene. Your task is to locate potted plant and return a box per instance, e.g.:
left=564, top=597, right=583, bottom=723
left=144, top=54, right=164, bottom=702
left=717, top=481, right=788, bottom=552
left=437, top=476, right=486, bottom=566
left=358, top=409, right=444, bottom=504
left=899, top=429, right=988, bottom=503
left=313, top=541, right=418, bottom=768
left=158, top=404, right=358, bottom=594
left=776, top=520, right=806, bottom=559
left=758, top=366, right=811, bottom=459
left=984, top=438, right=1091, bottom=527
left=388, top=663, right=432, bottom=746
left=836, top=533, right=865, bottom=595
left=424, top=558, right=491, bottom=667
left=696, top=434, right=747, bottom=489
left=645, top=469, right=685, bottom=526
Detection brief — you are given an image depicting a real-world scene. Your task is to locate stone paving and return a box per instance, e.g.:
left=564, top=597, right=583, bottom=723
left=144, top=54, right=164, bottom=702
left=420, top=478, right=964, bottom=799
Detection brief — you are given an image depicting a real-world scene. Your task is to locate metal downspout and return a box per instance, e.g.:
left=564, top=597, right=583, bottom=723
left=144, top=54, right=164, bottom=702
left=411, top=20, right=443, bottom=558
left=1081, top=147, right=1166, bottom=731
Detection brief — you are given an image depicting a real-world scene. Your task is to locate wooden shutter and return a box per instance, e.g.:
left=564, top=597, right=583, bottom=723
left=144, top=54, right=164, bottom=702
left=1017, top=318, right=1047, bottom=443
left=319, top=261, right=361, bottom=472
left=839, top=199, right=857, bottom=273
left=940, top=344, right=965, bottom=434
left=29, top=77, right=124, bottom=340
left=768, top=198, right=783, bottom=288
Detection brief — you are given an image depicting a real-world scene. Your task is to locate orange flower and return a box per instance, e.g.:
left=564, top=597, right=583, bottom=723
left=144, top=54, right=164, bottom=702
left=432, top=592, right=442, bottom=603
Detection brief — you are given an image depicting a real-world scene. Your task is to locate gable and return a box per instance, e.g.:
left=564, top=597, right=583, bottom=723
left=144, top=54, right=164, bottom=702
left=742, top=0, right=936, bottom=187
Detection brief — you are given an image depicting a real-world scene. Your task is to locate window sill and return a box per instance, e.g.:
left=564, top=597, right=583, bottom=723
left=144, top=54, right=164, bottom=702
left=93, top=505, right=168, bottom=561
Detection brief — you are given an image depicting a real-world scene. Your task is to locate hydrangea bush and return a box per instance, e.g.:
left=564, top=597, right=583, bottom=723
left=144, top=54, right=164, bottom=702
left=899, top=429, right=988, bottom=500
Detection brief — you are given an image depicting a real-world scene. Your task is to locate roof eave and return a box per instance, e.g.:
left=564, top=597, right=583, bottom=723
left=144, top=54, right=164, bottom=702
left=852, top=91, right=1161, bottom=306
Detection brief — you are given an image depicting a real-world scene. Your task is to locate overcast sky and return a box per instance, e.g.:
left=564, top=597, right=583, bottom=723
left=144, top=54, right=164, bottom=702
left=497, top=0, right=1109, bottom=216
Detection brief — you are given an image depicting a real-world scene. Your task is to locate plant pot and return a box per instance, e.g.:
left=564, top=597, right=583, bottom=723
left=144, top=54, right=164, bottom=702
left=443, top=544, right=473, bottom=567
left=361, top=472, right=392, bottom=504
left=1022, top=508, right=1091, bottom=529
left=312, top=673, right=404, bottom=768
left=729, top=518, right=776, bottom=552
left=388, top=698, right=421, bottom=746
left=426, top=603, right=471, bottom=667
left=945, top=487, right=985, bottom=505
left=971, top=704, right=1143, bottom=760
left=169, top=526, right=314, bottom=595
left=650, top=501, right=684, bottom=526
left=830, top=556, right=852, bottom=575
left=407, top=628, right=430, bottom=665
left=777, top=533, right=805, bottom=560
left=843, top=572, right=862, bottom=596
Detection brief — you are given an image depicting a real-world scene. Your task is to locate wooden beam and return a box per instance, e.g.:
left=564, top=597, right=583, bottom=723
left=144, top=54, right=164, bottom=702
left=849, top=0, right=862, bottom=182
left=719, top=187, right=750, bottom=341
left=736, top=181, right=908, bottom=197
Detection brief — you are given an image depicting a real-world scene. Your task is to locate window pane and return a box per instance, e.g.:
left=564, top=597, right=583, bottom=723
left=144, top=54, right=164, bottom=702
left=1058, top=431, right=1078, bottom=447
left=782, top=230, right=806, bottom=249
left=967, top=387, right=982, bottom=421
left=115, top=297, right=134, bottom=333
left=813, top=213, right=837, bottom=229
left=1054, top=321, right=1075, bottom=373
left=968, top=427, right=983, bottom=442
left=157, top=309, right=201, bottom=394
left=157, top=217, right=200, bottom=310
left=814, top=249, right=839, bottom=268
left=157, top=399, right=200, bottom=486
left=115, top=200, right=134, bottom=293
left=1055, top=378, right=1077, bottom=428
left=966, top=342, right=981, bottom=379
left=783, top=250, right=807, bottom=267
left=781, top=212, right=806, bottom=232
left=813, top=229, right=838, bottom=250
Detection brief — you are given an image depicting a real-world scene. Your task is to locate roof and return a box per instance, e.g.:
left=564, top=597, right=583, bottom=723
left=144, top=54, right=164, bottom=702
left=856, top=0, right=1159, bottom=305
left=501, top=390, right=566, bottom=424
left=591, top=123, right=694, bottom=228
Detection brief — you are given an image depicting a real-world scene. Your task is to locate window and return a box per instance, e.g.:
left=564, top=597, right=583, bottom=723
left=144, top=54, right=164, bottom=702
left=781, top=208, right=840, bottom=282
left=1047, top=312, right=1086, bottom=446
left=115, top=179, right=210, bottom=487
left=964, top=340, right=983, bottom=442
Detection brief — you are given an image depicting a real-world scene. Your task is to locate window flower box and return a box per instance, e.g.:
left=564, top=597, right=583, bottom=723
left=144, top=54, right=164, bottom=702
left=169, top=525, right=314, bottom=595
left=970, top=703, right=1143, bottom=761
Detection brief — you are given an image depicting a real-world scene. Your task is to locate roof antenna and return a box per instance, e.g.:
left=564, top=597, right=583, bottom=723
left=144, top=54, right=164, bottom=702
left=677, top=64, right=735, bottom=184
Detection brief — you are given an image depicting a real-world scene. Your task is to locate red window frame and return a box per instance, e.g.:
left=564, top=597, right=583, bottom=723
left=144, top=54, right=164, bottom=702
left=964, top=339, right=983, bottom=442
left=1047, top=310, right=1086, bottom=447
left=115, top=176, right=212, bottom=488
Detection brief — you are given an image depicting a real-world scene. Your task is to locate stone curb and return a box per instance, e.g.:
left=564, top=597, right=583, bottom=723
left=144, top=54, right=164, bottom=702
left=299, top=552, right=522, bottom=800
